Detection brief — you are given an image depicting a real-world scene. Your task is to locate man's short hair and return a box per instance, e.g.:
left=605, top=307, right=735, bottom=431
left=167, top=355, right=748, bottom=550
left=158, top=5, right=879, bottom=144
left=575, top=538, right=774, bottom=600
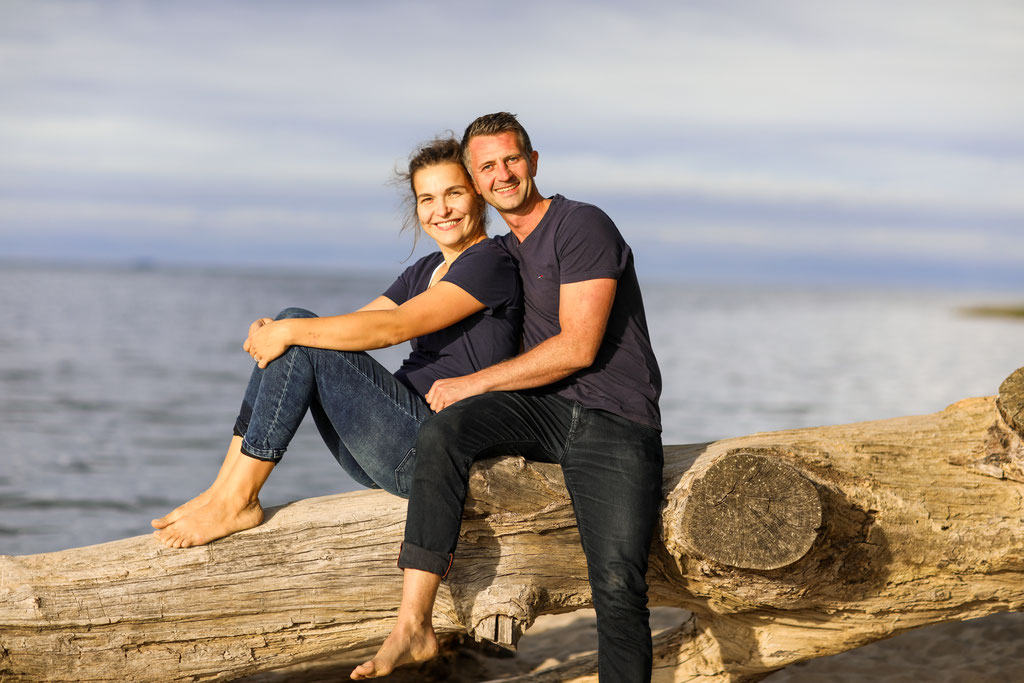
left=460, top=112, right=534, bottom=170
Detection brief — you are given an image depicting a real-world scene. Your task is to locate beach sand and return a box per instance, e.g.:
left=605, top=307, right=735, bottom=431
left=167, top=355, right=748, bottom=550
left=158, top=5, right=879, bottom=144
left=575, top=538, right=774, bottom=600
left=761, top=610, right=1024, bottom=683
left=477, top=608, right=1024, bottom=682
left=243, top=607, right=1024, bottom=681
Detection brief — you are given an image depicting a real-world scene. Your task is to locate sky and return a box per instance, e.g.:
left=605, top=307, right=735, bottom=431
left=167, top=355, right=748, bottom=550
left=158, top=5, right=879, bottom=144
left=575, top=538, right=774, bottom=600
left=1, top=0, right=1022, bottom=289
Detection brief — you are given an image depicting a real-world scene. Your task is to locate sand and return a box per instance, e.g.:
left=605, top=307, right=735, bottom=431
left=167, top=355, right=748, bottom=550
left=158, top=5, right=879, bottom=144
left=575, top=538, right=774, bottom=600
left=475, top=608, right=1024, bottom=682
left=762, top=610, right=1024, bottom=683
left=242, top=608, right=1024, bottom=681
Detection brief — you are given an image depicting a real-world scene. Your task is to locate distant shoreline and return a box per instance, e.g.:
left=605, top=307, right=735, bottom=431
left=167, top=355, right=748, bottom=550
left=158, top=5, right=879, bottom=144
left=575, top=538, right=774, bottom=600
left=960, top=305, right=1024, bottom=320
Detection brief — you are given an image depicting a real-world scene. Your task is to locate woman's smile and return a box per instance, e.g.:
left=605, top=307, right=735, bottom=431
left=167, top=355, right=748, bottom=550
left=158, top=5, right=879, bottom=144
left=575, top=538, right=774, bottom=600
left=413, top=161, right=487, bottom=257
left=433, top=217, right=464, bottom=230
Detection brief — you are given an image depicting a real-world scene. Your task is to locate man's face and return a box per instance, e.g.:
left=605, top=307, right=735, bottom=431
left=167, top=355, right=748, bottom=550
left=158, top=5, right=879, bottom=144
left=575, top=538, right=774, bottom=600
left=465, top=131, right=538, bottom=213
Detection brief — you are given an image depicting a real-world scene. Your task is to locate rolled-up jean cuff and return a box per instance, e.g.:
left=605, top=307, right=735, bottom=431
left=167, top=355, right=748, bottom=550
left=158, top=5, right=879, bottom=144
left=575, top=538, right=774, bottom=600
left=232, top=417, right=248, bottom=439
left=239, top=439, right=285, bottom=464
left=397, top=541, right=453, bottom=579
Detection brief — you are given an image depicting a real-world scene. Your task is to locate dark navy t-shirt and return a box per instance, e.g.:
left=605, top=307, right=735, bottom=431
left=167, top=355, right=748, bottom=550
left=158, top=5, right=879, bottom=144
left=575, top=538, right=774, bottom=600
left=383, top=238, right=523, bottom=400
left=497, top=195, right=662, bottom=430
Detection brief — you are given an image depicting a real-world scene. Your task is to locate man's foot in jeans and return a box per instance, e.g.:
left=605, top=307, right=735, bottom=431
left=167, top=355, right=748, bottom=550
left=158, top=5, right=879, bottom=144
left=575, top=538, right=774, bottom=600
left=350, top=621, right=439, bottom=679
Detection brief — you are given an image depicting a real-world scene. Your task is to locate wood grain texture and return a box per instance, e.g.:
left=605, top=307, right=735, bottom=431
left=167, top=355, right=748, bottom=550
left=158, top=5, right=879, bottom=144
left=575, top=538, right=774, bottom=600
left=678, top=451, right=821, bottom=570
left=998, top=366, right=1024, bottom=438
left=3, top=367, right=1024, bottom=682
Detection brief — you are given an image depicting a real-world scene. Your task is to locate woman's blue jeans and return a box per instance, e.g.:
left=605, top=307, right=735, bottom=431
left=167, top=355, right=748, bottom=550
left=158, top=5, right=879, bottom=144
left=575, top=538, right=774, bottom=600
left=399, top=390, right=664, bottom=682
left=232, top=308, right=432, bottom=497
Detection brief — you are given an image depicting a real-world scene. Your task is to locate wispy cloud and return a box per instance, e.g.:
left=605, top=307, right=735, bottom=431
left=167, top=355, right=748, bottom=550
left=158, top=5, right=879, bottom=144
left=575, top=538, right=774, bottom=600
left=1, top=0, right=1021, bottom=286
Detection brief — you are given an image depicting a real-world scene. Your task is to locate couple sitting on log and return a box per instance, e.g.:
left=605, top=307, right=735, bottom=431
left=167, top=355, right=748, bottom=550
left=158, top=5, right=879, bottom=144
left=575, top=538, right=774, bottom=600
left=151, top=112, right=664, bottom=682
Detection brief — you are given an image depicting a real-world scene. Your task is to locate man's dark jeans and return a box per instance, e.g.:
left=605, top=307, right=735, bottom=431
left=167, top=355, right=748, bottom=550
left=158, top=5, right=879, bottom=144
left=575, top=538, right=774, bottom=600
left=399, top=391, right=664, bottom=682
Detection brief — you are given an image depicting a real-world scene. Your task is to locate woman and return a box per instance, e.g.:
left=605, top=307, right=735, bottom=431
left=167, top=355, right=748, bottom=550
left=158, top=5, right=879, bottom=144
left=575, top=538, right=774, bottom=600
left=152, top=137, right=522, bottom=549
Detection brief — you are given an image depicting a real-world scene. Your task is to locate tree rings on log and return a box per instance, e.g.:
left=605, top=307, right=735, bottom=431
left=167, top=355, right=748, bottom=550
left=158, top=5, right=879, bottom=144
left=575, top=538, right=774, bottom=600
left=679, top=451, right=822, bottom=570
left=997, top=367, right=1024, bottom=439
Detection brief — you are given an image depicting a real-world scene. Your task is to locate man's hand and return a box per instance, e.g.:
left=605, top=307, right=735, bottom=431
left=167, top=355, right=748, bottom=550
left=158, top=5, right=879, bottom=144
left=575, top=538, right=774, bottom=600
left=426, top=375, right=487, bottom=412
left=243, top=318, right=290, bottom=369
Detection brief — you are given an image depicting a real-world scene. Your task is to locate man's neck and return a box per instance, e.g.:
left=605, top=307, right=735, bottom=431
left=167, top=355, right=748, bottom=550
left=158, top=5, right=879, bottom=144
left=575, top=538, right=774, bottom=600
left=501, top=190, right=551, bottom=243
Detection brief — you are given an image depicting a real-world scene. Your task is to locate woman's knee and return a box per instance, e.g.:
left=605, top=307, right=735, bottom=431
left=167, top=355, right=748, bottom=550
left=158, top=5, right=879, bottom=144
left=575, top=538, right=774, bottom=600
left=275, top=307, right=317, bottom=321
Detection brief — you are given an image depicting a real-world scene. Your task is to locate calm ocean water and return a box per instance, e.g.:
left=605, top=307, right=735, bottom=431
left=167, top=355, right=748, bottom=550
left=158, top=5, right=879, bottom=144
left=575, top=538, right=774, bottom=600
left=2, top=262, right=1022, bottom=556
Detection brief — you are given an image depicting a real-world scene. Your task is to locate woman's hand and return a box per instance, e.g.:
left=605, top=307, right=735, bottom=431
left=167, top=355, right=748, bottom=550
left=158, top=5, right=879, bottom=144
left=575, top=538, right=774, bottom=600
left=243, top=318, right=291, bottom=369
left=247, top=317, right=274, bottom=339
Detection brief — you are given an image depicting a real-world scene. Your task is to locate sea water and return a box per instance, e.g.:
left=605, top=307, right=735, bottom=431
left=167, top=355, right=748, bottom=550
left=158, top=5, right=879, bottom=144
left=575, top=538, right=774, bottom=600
left=2, top=262, right=1022, bottom=556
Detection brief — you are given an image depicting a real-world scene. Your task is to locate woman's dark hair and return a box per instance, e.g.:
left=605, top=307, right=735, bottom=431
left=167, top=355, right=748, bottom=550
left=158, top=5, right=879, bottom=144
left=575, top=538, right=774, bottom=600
left=395, top=134, right=488, bottom=248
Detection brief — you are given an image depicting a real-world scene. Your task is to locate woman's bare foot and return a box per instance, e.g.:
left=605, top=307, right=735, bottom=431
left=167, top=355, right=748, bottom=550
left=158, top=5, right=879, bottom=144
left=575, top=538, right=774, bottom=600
left=153, top=436, right=248, bottom=530
left=151, top=489, right=216, bottom=529
left=153, top=496, right=264, bottom=548
left=350, top=622, right=439, bottom=679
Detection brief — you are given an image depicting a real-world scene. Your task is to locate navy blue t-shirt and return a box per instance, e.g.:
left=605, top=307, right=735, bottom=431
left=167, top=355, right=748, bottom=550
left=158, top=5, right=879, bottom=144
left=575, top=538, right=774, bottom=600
left=383, top=238, right=523, bottom=399
left=497, top=195, right=662, bottom=430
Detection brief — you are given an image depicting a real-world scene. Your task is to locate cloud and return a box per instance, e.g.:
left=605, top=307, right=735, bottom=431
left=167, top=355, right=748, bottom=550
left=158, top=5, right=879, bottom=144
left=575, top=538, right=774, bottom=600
left=0, top=112, right=392, bottom=187
left=655, top=222, right=1018, bottom=264
left=0, top=0, right=1021, bottom=285
left=544, top=141, right=1024, bottom=214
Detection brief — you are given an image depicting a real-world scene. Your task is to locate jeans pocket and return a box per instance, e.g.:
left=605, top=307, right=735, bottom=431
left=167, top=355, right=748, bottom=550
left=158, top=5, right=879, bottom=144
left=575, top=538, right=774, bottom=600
left=393, top=447, right=417, bottom=498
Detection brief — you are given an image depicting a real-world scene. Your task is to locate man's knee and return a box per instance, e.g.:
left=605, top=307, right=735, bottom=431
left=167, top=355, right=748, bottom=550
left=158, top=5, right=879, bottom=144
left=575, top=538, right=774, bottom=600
left=417, top=396, right=496, bottom=448
left=414, top=396, right=508, bottom=477
left=415, top=408, right=468, bottom=457
left=589, top=552, right=650, bottom=599
left=416, top=414, right=444, bottom=449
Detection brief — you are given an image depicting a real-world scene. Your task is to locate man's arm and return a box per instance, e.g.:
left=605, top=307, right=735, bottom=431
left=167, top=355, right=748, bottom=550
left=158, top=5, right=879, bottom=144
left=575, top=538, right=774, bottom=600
left=425, top=278, right=616, bottom=412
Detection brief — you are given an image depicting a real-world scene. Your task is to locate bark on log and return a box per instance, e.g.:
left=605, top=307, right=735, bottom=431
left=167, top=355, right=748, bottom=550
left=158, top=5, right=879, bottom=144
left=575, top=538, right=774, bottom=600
left=3, top=367, right=1024, bottom=682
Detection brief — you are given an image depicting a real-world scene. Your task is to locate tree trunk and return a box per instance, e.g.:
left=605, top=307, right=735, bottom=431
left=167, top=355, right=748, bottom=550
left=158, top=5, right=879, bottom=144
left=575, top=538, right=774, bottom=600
left=3, top=368, right=1024, bottom=682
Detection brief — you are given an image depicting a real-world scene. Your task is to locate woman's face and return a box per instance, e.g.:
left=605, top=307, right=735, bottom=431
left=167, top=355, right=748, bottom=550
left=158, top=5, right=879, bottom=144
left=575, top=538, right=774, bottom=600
left=413, top=162, right=485, bottom=254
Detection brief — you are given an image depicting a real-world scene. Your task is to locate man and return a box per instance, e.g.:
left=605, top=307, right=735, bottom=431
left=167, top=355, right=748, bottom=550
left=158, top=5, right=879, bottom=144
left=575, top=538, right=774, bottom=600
left=353, top=112, right=663, bottom=682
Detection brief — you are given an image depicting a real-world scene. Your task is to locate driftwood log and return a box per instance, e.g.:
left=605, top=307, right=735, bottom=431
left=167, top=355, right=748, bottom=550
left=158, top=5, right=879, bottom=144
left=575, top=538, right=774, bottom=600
left=3, top=367, right=1024, bottom=682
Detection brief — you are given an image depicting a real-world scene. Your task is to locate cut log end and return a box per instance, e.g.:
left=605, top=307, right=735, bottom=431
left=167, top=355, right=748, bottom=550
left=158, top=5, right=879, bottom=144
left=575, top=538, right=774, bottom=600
left=679, top=451, right=822, bottom=570
left=997, top=366, right=1024, bottom=439
left=472, top=614, right=520, bottom=649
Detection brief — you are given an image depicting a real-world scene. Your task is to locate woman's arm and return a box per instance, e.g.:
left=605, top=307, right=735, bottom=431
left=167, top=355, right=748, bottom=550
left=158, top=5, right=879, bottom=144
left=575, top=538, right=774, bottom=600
left=244, top=283, right=486, bottom=368
left=242, top=296, right=398, bottom=356
left=355, top=295, right=400, bottom=313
